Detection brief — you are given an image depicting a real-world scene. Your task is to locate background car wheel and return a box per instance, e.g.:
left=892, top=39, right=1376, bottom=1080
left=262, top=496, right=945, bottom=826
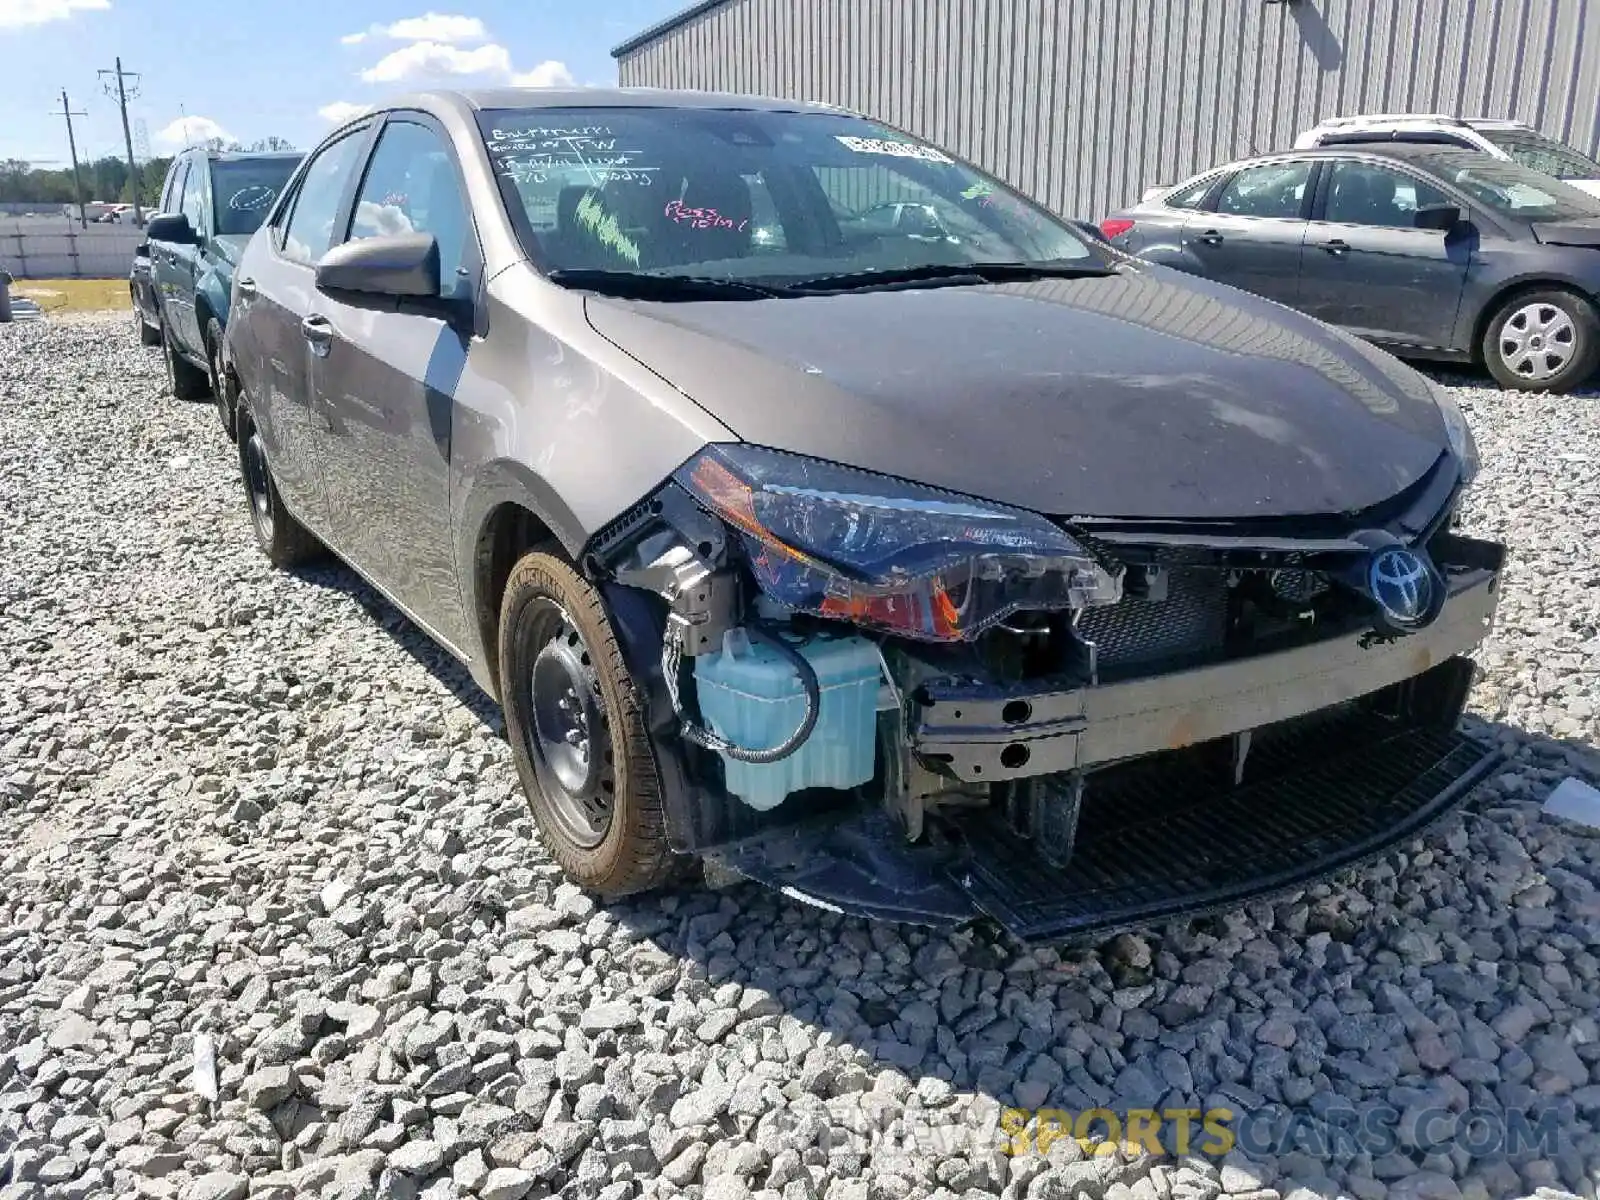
left=204, top=318, right=234, bottom=439
left=236, top=407, right=323, bottom=568
left=163, top=323, right=211, bottom=401
left=1482, top=289, right=1600, bottom=393
left=498, top=551, right=680, bottom=898
left=134, top=298, right=160, bottom=346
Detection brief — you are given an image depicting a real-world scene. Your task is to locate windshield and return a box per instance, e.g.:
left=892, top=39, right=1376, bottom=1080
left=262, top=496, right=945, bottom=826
left=212, top=158, right=300, bottom=236
left=1418, top=153, right=1600, bottom=222
left=477, top=106, right=1093, bottom=284
left=1478, top=128, right=1600, bottom=181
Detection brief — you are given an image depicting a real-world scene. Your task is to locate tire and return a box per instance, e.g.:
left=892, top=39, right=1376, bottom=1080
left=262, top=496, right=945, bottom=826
left=1481, top=288, right=1600, bottom=393
left=134, top=294, right=160, bottom=345
left=498, top=551, right=680, bottom=898
left=236, top=404, right=323, bottom=569
left=204, top=318, right=234, bottom=440
left=163, top=321, right=211, bottom=401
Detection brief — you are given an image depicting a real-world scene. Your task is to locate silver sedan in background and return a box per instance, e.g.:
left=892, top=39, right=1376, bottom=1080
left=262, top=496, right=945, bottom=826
left=1101, top=144, right=1600, bottom=392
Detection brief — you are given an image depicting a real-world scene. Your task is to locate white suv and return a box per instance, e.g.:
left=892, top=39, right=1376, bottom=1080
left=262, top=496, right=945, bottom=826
left=1295, top=114, right=1600, bottom=196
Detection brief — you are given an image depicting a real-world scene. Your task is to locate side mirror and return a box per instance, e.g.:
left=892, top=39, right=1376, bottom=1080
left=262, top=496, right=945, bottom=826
left=1414, top=204, right=1463, bottom=232
left=316, top=233, right=441, bottom=299
left=144, top=212, right=198, bottom=244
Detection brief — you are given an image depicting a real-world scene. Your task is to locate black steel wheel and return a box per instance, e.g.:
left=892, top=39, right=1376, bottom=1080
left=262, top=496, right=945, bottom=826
left=205, top=318, right=234, bottom=440
left=134, top=294, right=160, bottom=345
left=527, top=601, right=614, bottom=848
left=498, top=551, right=680, bottom=896
left=163, top=321, right=211, bottom=401
left=235, top=404, right=322, bottom=569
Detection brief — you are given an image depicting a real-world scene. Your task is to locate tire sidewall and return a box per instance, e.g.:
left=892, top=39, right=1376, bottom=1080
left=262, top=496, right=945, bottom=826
left=206, top=318, right=232, bottom=437
left=1483, top=289, right=1600, bottom=393
left=498, top=555, right=668, bottom=894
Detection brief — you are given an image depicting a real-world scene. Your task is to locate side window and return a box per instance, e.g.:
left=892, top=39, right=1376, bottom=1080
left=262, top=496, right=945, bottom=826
left=347, top=120, right=475, bottom=298
left=180, top=163, right=208, bottom=235
left=160, top=160, right=185, bottom=213
left=1215, top=162, right=1313, bottom=219
left=1323, top=161, right=1451, bottom=228
left=1165, top=176, right=1216, bottom=210
left=281, top=132, right=369, bottom=267
left=166, top=162, right=190, bottom=222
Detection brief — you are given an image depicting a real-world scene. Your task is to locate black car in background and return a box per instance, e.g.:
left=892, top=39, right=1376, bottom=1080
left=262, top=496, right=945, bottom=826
left=143, top=148, right=301, bottom=432
left=1102, top=144, right=1600, bottom=392
left=223, top=89, right=1501, bottom=941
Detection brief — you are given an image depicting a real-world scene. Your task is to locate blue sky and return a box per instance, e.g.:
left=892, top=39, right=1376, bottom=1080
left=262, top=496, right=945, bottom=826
left=1, top=0, right=688, bottom=165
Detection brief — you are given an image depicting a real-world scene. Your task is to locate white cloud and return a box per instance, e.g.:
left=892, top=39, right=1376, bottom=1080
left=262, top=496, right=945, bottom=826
left=341, top=11, right=485, bottom=47
left=318, top=101, right=368, bottom=124
left=155, top=115, right=233, bottom=149
left=0, top=0, right=109, bottom=30
left=381, top=12, right=485, bottom=42
left=359, top=39, right=510, bottom=83
left=511, top=59, right=575, bottom=88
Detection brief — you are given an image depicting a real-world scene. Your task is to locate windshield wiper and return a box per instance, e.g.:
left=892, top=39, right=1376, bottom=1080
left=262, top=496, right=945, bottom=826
left=787, top=260, right=1119, bottom=294
left=546, top=269, right=791, bottom=301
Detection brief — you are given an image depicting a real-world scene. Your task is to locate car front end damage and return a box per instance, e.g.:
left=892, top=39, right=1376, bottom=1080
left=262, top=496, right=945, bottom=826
left=589, top=442, right=1503, bottom=943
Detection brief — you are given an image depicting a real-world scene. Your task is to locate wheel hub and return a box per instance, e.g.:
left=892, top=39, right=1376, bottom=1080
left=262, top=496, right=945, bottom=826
left=526, top=606, right=613, bottom=848
left=1500, top=302, right=1576, bottom=381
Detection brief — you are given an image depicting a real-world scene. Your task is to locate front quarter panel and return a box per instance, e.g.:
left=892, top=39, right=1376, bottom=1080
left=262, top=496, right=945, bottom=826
left=450, top=265, right=734, bottom=676
left=196, top=249, right=233, bottom=336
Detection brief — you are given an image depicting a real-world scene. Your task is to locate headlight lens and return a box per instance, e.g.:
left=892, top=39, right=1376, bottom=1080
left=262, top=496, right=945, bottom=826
left=675, top=445, right=1122, bottom=642
left=1434, top=385, right=1479, bottom=486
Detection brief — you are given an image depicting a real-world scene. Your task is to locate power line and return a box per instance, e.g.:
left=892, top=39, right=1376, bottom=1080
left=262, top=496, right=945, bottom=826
left=98, top=57, right=144, bottom=222
left=56, top=90, right=89, bottom=228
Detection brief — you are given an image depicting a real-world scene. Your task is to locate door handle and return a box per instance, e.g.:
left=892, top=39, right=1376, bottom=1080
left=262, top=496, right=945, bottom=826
left=301, top=314, right=333, bottom=357
left=1196, top=229, right=1224, bottom=246
left=1321, top=239, right=1350, bottom=256
left=236, top=276, right=257, bottom=298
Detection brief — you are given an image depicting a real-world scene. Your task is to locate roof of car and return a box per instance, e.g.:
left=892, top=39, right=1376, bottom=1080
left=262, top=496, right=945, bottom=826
left=436, top=86, right=844, bottom=114
left=186, top=149, right=303, bottom=162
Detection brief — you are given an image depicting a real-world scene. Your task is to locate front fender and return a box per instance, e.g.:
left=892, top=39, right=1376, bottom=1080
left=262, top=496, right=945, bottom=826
left=453, top=457, right=592, bottom=687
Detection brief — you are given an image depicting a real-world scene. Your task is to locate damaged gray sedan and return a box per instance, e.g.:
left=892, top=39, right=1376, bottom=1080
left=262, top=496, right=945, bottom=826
left=224, top=88, right=1505, bottom=941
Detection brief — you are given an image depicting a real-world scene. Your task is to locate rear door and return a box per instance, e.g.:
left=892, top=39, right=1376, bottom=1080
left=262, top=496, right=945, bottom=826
left=241, top=125, right=375, bottom=527
left=1183, top=159, right=1315, bottom=306
left=308, top=113, right=480, bottom=647
left=1298, top=158, right=1471, bottom=349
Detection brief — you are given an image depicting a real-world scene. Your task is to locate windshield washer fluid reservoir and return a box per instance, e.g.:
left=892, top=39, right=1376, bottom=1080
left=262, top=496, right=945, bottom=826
left=694, top=629, right=881, bottom=810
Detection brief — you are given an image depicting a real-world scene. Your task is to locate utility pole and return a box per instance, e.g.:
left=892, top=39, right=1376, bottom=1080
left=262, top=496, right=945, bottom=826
left=57, top=91, right=89, bottom=229
left=98, top=57, right=143, bottom=223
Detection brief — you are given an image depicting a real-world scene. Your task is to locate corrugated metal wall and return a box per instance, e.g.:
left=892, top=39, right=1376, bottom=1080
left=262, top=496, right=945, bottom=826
left=617, top=0, right=1600, bottom=219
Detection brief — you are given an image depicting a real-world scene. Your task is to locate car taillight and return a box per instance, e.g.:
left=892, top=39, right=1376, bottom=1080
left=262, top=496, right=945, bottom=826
left=1100, top=218, right=1135, bottom=240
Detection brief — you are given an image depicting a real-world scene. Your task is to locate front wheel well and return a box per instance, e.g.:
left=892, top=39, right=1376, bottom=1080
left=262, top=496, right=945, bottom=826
left=1471, top=280, right=1588, bottom=362
left=475, top=503, right=562, bottom=701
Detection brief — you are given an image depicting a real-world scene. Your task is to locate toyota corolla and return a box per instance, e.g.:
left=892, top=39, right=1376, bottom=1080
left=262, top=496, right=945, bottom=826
left=223, top=88, right=1504, bottom=941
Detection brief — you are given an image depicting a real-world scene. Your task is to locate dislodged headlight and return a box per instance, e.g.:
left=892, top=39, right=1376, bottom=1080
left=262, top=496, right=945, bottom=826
left=675, top=445, right=1121, bottom=642
left=1433, top=385, right=1479, bottom=486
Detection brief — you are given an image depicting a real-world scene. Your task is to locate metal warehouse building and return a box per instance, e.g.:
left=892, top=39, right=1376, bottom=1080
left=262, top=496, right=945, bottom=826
left=612, top=0, right=1600, bottom=220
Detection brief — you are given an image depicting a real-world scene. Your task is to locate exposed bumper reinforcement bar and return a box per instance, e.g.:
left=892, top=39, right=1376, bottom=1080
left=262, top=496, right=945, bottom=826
left=912, top=551, right=1501, bottom=784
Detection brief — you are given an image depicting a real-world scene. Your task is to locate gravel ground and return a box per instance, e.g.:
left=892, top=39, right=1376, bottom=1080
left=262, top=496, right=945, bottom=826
left=1, top=314, right=1597, bottom=1200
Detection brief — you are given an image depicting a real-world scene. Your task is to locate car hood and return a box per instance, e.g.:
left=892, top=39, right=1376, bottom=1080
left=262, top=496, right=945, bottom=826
left=583, top=265, right=1450, bottom=520
left=1530, top=217, right=1600, bottom=247
left=212, top=234, right=252, bottom=267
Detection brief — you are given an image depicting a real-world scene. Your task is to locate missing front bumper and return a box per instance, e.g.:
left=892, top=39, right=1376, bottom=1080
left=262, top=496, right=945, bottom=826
left=714, top=679, right=1500, bottom=941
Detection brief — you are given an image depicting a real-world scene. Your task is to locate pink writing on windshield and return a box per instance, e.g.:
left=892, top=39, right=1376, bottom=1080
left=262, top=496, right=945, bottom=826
left=665, top=200, right=749, bottom=231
